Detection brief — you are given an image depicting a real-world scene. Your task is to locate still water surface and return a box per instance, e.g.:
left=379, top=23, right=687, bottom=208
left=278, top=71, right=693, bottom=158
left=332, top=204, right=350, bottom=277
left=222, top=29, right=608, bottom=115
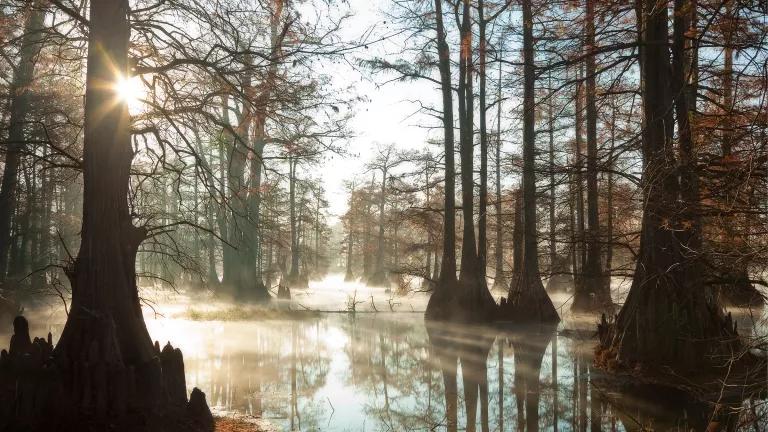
left=5, top=274, right=767, bottom=431
left=158, top=313, right=766, bottom=431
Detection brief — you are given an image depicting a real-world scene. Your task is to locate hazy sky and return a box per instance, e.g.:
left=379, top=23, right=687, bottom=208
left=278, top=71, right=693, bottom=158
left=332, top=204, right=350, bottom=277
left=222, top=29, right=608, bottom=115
left=320, top=0, right=441, bottom=221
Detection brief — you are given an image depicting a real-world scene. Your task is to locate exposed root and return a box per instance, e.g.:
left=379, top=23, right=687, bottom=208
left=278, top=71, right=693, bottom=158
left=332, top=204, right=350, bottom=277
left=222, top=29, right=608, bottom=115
left=498, top=270, right=560, bottom=324
left=425, top=277, right=497, bottom=323
left=0, top=315, right=214, bottom=432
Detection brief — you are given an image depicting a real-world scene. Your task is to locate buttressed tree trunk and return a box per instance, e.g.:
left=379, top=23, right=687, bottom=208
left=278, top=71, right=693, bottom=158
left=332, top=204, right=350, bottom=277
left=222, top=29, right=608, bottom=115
left=573, top=0, right=612, bottom=312
left=544, top=72, right=572, bottom=293
left=240, top=0, right=286, bottom=300
left=597, top=0, right=738, bottom=372
left=500, top=0, right=559, bottom=324
left=426, top=0, right=458, bottom=320
left=0, top=0, right=45, bottom=282
left=455, top=0, right=495, bottom=320
left=219, top=95, right=239, bottom=289
left=547, top=74, right=557, bottom=283
left=711, top=1, right=761, bottom=307
left=44, top=0, right=211, bottom=426
left=245, top=131, right=269, bottom=300
left=232, top=53, right=264, bottom=300
left=457, top=0, right=479, bottom=282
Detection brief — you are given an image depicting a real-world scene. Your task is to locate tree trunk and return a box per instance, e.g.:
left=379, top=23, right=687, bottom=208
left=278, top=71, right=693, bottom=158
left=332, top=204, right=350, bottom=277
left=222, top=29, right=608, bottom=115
left=426, top=0, right=458, bottom=320
left=573, top=68, right=586, bottom=294
left=0, top=0, right=45, bottom=282
left=569, top=171, right=577, bottom=292
left=501, top=0, right=559, bottom=324
left=362, top=174, right=375, bottom=279
left=573, top=0, right=611, bottom=312
left=228, top=57, right=260, bottom=298
left=454, top=0, right=495, bottom=320
left=492, top=59, right=506, bottom=290
left=345, top=229, right=354, bottom=281
left=370, top=166, right=388, bottom=286
left=238, top=0, right=284, bottom=299
left=512, top=189, right=523, bottom=281
left=423, top=167, right=434, bottom=290
left=8, top=163, right=31, bottom=281
left=713, top=1, right=761, bottom=307
left=33, top=146, right=52, bottom=289
left=314, top=195, right=320, bottom=274
left=205, top=145, right=219, bottom=286
left=433, top=242, right=441, bottom=281
left=548, top=74, right=557, bottom=279
left=545, top=72, right=572, bottom=293
left=219, top=95, right=238, bottom=290
left=605, top=107, right=616, bottom=278
left=244, top=134, right=269, bottom=300
left=477, top=0, right=489, bottom=281
left=287, top=157, right=305, bottom=287
left=598, top=0, right=738, bottom=372
left=457, top=0, right=480, bottom=283
left=49, top=1, right=208, bottom=425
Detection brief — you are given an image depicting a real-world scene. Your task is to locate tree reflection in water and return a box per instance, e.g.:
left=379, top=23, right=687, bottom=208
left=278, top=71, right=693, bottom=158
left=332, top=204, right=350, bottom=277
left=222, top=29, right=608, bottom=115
left=171, top=314, right=763, bottom=431
left=505, top=324, right=557, bottom=432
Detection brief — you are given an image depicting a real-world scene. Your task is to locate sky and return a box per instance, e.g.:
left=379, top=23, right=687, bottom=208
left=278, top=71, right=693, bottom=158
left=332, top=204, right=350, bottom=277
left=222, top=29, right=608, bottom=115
left=320, top=0, right=441, bottom=221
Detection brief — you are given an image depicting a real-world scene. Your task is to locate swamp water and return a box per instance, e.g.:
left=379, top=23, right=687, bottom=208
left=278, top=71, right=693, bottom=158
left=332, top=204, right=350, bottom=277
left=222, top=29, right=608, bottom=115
left=3, top=274, right=767, bottom=431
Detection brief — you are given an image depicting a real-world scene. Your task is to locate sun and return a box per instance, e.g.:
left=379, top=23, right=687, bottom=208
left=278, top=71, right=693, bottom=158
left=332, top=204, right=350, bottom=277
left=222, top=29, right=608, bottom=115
left=114, top=75, right=143, bottom=112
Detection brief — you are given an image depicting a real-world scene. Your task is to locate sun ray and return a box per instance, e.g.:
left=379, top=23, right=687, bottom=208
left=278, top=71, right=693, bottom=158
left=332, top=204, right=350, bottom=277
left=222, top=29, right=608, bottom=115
left=114, top=75, right=143, bottom=113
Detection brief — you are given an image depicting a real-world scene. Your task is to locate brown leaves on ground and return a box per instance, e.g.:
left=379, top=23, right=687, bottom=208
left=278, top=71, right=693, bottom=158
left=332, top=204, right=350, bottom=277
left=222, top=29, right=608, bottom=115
left=215, top=417, right=276, bottom=432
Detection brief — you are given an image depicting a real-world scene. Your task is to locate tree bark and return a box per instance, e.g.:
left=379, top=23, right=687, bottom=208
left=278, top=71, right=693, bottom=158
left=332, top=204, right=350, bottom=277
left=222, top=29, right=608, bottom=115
left=457, top=0, right=480, bottom=283
left=477, top=0, right=489, bottom=281
left=598, top=0, right=738, bottom=372
left=605, top=106, right=616, bottom=278
left=493, top=55, right=506, bottom=290
left=573, top=0, right=612, bottom=312
left=219, top=95, right=238, bottom=290
left=544, top=72, right=572, bottom=292
left=426, top=0, right=458, bottom=320
left=52, top=1, right=205, bottom=422
left=573, top=68, right=586, bottom=293
left=713, top=0, right=761, bottom=306
left=548, top=74, right=557, bottom=279
left=452, top=0, right=495, bottom=320
left=512, top=188, right=523, bottom=281
left=502, top=0, right=559, bottom=324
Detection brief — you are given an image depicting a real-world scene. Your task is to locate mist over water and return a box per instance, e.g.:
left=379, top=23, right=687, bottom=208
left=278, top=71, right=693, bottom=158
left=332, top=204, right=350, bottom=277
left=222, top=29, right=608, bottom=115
left=3, top=273, right=767, bottom=431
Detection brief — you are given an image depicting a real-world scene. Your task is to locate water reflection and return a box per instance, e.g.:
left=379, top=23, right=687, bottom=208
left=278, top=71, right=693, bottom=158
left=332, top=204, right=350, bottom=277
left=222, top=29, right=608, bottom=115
left=506, top=324, right=556, bottom=432
left=3, top=310, right=763, bottom=431
left=167, top=314, right=763, bottom=431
